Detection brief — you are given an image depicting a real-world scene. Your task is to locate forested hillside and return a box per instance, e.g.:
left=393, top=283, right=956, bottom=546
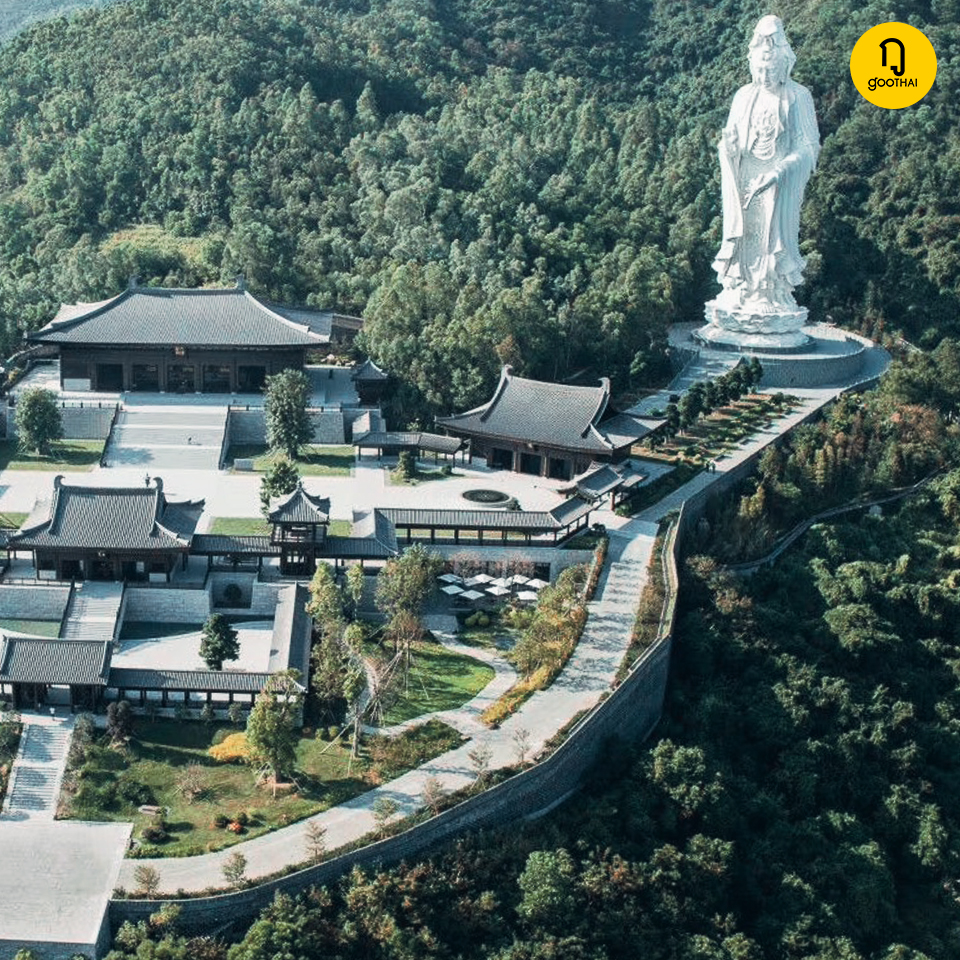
left=105, top=348, right=960, bottom=958
left=0, top=0, right=957, bottom=415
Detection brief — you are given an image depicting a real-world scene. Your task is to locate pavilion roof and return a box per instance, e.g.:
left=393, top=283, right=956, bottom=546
left=351, top=358, right=388, bottom=382
left=267, top=483, right=330, bottom=525
left=108, top=667, right=277, bottom=694
left=28, top=284, right=334, bottom=348
left=0, top=637, right=111, bottom=686
left=353, top=431, right=462, bottom=455
left=436, top=366, right=615, bottom=453
left=10, top=477, right=202, bottom=552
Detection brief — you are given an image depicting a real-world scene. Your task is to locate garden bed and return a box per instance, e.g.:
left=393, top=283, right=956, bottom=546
left=58, top=717, right=460, bottom=857
left=227, top=444, right=354, bottom=476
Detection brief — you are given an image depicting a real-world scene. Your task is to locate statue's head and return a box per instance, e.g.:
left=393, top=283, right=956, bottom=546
left=749, top=14, right=796, bottom=87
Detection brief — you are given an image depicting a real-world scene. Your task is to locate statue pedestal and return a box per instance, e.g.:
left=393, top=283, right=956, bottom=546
left=698, top=299, right=811, bottom=351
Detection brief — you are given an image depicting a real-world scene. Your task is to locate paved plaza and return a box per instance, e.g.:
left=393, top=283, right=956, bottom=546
left=0, top=819, right=132, bottom=957
left=112, top=621, right=275, bottom=672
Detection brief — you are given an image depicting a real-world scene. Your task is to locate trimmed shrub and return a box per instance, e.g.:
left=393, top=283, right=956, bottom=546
left=207, top=732, right=251, bottom=763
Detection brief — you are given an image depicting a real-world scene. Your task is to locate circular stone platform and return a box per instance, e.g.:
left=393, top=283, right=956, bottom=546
left=673, top=322, right=881, bottom=389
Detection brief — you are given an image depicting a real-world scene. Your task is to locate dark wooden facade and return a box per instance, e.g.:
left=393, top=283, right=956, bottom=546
left=60, top=344, right=304, bottom=394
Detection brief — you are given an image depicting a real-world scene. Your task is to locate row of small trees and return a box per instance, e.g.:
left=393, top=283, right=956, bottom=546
left=661, top=357, right=764, bottom=439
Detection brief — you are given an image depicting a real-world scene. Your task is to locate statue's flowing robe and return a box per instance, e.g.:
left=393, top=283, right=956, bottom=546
left=713, top=78, right=819, bottom=301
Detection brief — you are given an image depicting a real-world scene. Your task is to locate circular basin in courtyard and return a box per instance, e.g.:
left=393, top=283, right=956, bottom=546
left=462, top=489, right=512, bottom=505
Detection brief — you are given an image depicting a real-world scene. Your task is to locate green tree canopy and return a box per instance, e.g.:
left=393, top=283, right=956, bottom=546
left=245, top=669, right=304, bottom=786
left=199, top=613, right=240, bottom=671
left=264, top=370, right=312, bottom=459
left=15, top=387, right=63, bottom=455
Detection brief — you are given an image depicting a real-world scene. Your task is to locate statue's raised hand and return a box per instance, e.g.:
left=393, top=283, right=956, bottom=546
left=743, top=168, right=779, bottom=208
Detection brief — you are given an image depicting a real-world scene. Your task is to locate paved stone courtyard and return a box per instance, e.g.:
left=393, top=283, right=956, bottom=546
left=0, top=819, right=131, bottom=958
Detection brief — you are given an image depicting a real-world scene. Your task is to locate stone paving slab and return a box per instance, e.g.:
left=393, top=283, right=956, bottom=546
left=0, top=820, right=131, bottom=953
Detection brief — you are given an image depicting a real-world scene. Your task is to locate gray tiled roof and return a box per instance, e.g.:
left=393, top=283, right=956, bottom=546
left=268, top=484, right=330, bottom=524
left=354, top=510, right=399, bottom=555
left=268, top=584, right=312, bottom=677
left=598, top=412, right=664, bottom=446
left=29, top=287, right=328, bottom=348
left=436, top=366, right=613, bottom=453
left=575, top=462, right=646, bottom=500
left=352, top=358, right=388, bottom=382
left=191, top=535, right=279, bottom=556
left=0, top=637, right=111, bottom=685
left=11, top=478, right=202, bottom=552
left=379, top=501, right=592, bottom=532
left=354, top=431, right=462, bottom=455
left=108, top=667, right=275, bottom=694
left=322, top=536, right=397, bottom=559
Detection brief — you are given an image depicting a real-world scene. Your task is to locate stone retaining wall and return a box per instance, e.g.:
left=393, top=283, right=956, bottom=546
left=250, top=581, right=286, bottom=616
left=110, top=525, right=679, bottom=934
left=3, top=403, right=116, bottom=441
left=0, top=584, right=70, bottom=621
left=123, top=586, right=211, bottom=623
left=227, top=408, right=346, bottom=445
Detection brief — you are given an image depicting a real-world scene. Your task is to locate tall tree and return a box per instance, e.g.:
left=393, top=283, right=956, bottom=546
left=245, top=670, right=304, bottom=789
left=259, top=455, right=300, bottom=518
left=264, top=370, right=312, bottom=458
left=199, top=614, right=240, bottom=671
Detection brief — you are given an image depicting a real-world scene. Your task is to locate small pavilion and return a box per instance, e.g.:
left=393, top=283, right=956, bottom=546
left=268, top=482, right=332, bottom=576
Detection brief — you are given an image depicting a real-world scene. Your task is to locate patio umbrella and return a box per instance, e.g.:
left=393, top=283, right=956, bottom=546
left=438, top=573, right=463, bottom=584
left=517, top=590, right=538, bottom=602
left=526, top=578, right=549, bottom=590
left=441, top=584, right=464, bottom=595
left=460, top=589, right=485, bottom=601
left=486, top=585, right=510, bottom=597
left=509, top=574, right=530, bottom=585
left=489, top=577, right=512, bottom=589
left=465, top=574, right=492, bottom=587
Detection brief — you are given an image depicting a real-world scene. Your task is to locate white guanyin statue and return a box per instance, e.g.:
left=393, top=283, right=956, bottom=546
left=703, top=14, right=820, bottom=347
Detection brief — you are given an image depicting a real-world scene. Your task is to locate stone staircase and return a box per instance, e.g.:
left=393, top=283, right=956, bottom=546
left=60, top=581, right=124, bottom=643
left=103, top=404, right=228, bottom=470
left=1, top=720, right=74, bottom=820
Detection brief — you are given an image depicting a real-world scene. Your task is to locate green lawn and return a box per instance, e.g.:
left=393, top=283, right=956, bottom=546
left=61, top=718, right=460, bottom=858
left=0, top=619, right=60, bottom=637
left=209, top=516, right=352, bottom=537
left=228, top=444, right=354, bottom=476
left=378, top=641, right=495, bottom=725
left=0, top=439, right=104, bottom=471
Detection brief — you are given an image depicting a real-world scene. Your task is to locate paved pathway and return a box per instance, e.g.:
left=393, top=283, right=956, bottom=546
left=1, top=713, right=74, bottom=821
left=363, top=617, right=518, bottom=738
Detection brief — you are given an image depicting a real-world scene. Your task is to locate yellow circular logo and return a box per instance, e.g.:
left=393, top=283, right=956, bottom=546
left=850, top=22, right=937, bottom=108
